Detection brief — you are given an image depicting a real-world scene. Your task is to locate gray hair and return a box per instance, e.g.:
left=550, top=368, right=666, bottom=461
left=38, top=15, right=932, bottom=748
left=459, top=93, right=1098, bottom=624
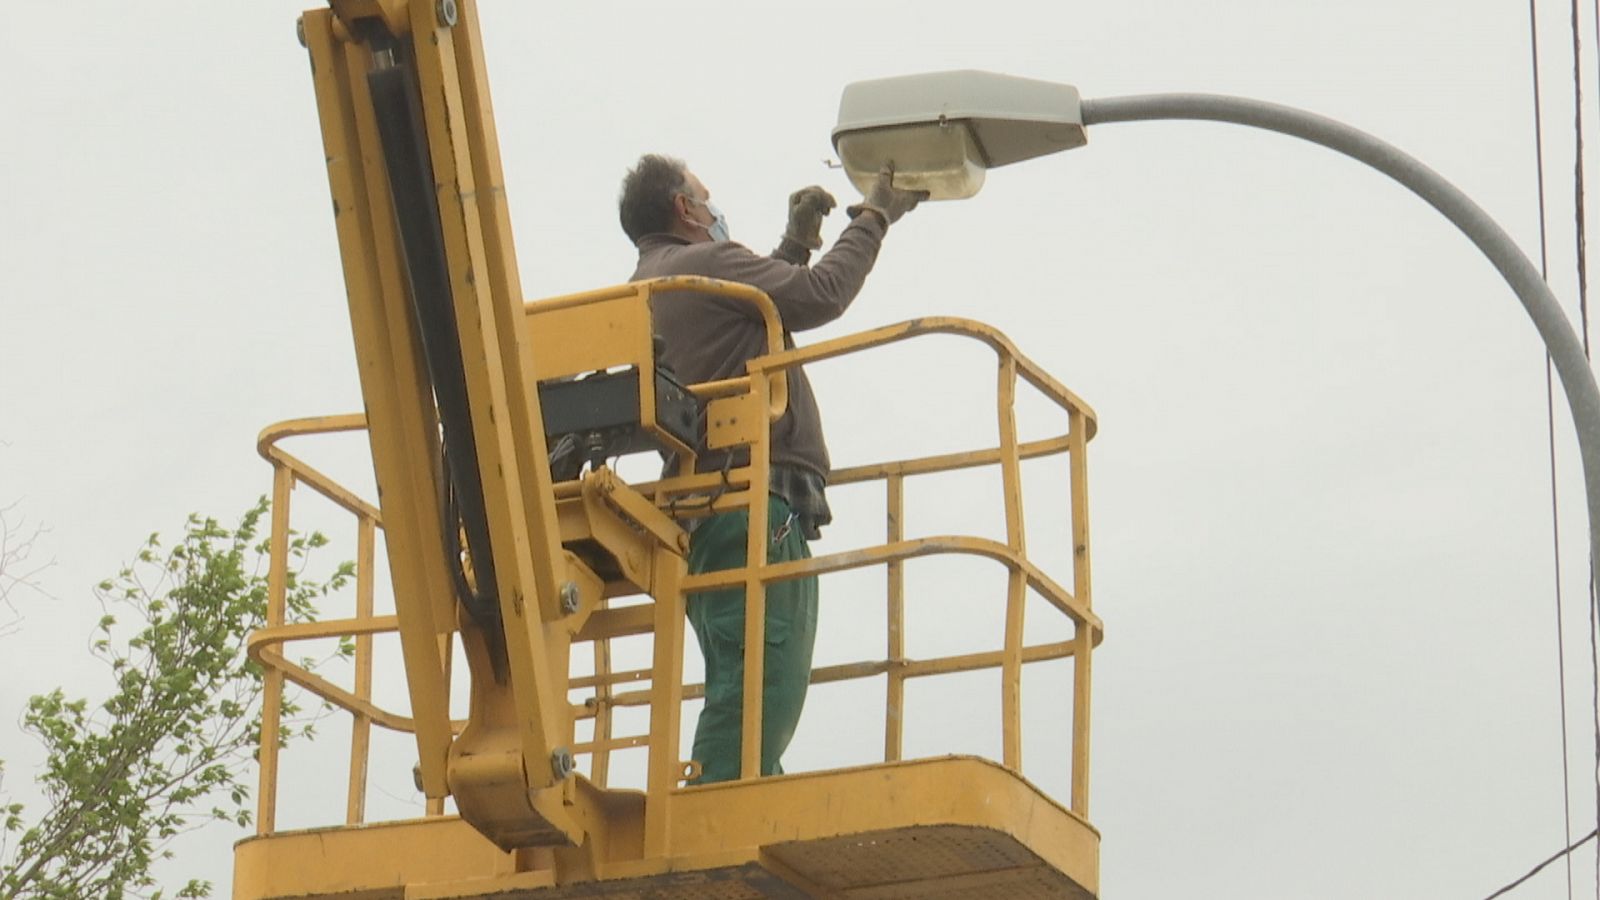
left=618, top=154, right=690, bottom=244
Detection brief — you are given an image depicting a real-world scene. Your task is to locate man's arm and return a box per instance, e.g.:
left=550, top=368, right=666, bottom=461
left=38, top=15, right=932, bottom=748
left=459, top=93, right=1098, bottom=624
left=704, top=213, right=888, bottom=332
left=770, top=186, right=836, bottom=266
left=770, top=236, right=814, bottom=267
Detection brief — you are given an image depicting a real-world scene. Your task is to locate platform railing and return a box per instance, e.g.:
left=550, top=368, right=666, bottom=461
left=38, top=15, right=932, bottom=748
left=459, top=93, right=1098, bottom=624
left=620, top=315, right=1099, bottom=812
left=247, top=315, right=1100, bottom=834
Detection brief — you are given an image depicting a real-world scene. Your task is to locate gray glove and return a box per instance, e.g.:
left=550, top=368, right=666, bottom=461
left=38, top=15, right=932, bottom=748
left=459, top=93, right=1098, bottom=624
left=784, top=185, right=837, bottom=251
left=847, top=166, right=928, bottom=227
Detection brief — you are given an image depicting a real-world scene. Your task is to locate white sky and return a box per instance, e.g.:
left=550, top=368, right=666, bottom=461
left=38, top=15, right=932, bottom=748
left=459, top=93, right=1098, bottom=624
left=4, top=1, right=1600, bottom=897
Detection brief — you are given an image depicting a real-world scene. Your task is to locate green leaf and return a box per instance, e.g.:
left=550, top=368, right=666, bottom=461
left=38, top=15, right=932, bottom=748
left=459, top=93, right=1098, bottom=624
left=2, top=500, right=347, bottom=899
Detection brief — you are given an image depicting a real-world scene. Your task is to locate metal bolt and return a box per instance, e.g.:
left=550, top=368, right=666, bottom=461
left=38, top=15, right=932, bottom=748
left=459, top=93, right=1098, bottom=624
left=295, top=16, right=307, bottom=48
left=550, top=748, right=576, bottom=780
left=559, top=581, right=580, bottom=615
left=435, top=0, right=458, bottom=28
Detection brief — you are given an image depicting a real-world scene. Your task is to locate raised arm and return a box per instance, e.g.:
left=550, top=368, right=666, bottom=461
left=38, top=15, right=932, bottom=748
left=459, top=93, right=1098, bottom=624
left=712, top=213, right=889, bottom=331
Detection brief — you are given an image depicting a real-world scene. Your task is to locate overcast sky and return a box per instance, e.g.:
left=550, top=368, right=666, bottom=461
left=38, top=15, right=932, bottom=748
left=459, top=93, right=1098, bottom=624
left=6, top=1, right=1600, bottom=897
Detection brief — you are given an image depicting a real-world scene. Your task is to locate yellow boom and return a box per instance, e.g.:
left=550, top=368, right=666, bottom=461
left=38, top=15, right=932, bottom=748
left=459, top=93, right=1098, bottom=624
left=234, top=1, right=1103, bottom=896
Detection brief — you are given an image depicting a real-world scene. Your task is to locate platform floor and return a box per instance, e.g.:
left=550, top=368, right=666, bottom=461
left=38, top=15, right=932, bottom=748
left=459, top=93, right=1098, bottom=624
left=233, top=756, right=1098, bottom=900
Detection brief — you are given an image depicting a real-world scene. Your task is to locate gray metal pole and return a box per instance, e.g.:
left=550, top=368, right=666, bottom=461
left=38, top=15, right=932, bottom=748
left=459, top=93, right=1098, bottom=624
left=1081, top=93, right=1600, bottom=577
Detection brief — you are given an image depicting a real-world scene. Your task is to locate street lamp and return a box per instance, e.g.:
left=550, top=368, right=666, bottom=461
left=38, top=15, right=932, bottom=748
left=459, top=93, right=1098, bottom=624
left=833, top=70, right=1086, bottom=199
left=833, top=70, right=1600, bottom=576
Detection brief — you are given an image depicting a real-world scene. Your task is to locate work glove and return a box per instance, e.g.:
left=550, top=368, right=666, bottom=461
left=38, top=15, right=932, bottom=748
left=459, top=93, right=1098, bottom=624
left=847, top=166, right=929, bottom=227
left=784, top=185, right=837, bottom=251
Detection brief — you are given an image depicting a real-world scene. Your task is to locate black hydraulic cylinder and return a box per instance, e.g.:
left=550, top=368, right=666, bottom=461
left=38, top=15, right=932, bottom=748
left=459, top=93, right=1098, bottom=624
left=362, top=38, right=501, bottom=635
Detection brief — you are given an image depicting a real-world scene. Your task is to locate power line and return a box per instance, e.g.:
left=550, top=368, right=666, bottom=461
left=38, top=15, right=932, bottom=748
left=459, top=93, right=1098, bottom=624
left=1485, top=828, right=1600, bottom=899
left=1566, top=2, right=1600, bottom=895
left=1528, top=1, right=1579, bottom=895
left=1572, top=0, right=1593, bottom=361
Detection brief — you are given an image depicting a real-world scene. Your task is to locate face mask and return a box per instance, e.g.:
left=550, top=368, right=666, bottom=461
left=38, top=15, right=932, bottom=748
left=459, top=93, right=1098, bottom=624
left=706, top=203, right=731, bottom=242
left=685, top=195, right=731, bottom=242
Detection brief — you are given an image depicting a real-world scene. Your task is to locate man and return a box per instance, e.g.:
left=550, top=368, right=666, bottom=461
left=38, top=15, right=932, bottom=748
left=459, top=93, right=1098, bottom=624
left=618, top=154, right=924, bottom=783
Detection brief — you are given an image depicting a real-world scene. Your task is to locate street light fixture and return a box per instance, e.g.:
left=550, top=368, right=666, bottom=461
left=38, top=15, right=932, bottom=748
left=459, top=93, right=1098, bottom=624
left=832, top=70, right=1085, bottom=199
left=834, top=70, right=1600, bottom=586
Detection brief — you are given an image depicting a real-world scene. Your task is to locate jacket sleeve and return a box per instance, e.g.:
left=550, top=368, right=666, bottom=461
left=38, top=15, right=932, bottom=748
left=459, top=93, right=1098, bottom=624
left=770, top=236, right=812, bottom=266
left=702, top=214, right=888, bottom=332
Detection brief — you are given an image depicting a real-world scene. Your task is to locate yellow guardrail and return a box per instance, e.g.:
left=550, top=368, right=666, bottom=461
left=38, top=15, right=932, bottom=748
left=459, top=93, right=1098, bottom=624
left=248, top=315, right=1099, bottom=831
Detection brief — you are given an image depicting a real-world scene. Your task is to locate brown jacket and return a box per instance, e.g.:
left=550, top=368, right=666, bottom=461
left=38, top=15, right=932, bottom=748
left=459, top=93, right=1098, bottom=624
left=632, top=214, right=887, bottom=481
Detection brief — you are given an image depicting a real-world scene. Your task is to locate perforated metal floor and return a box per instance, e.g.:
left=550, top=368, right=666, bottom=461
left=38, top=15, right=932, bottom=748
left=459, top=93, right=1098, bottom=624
left=448, top=827, right=1093, bottom=899
left=236, top=759, right=1097, bottom=899
left=454, top=863, right=809, bottom=899
left=766, top=824, right=1094, bottom=900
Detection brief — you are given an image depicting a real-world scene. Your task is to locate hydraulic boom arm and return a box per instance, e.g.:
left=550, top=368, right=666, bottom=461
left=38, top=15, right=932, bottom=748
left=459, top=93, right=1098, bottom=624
left=303, top=0, right=580, bottom=846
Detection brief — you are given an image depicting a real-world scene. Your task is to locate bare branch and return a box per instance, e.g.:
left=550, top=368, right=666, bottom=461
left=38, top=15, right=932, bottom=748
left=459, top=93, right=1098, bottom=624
left=0, top=500, right=53, bottom=637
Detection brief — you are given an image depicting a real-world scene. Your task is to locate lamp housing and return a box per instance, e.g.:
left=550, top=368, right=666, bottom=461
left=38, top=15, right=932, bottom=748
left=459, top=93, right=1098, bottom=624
left=832, top=70, right=1087, bottom=200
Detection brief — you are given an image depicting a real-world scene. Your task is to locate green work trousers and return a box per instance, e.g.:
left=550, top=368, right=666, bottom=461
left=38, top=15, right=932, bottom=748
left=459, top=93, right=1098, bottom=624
left=686, top=496, right=818, bottom=784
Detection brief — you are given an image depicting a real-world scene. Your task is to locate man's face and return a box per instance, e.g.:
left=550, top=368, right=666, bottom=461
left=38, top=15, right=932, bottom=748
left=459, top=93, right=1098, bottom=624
left=676, top=171, right=715, bottom=241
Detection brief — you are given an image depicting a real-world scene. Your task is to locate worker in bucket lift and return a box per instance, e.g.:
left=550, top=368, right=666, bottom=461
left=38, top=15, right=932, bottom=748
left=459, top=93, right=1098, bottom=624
left=617, top=154, right=925, bottom=784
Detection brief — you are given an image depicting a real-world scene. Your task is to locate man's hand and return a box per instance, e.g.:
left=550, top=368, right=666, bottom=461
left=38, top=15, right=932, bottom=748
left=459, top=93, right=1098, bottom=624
left=847, top=167, right=929, bottom=227
left=784, top=186, right=837, bottom=251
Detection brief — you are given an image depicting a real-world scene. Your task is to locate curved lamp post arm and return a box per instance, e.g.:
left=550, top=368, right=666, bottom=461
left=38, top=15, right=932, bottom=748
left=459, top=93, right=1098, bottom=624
left=1082, top=92, right=1600, bottom=571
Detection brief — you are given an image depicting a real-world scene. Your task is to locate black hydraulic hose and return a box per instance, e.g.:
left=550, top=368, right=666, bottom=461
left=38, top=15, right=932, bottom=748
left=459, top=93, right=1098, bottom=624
left=360, top=26, right=501, bottom=634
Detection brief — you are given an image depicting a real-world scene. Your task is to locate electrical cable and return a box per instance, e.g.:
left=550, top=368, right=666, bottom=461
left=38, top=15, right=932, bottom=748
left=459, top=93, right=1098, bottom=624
left=1563, top=7, right=1600, bottom=894
left=1529, top=1, right=1579, bottom=894
left=1571, top=0, right=1593, bottom=360
left=1485, top=828, right=1600, bottom=899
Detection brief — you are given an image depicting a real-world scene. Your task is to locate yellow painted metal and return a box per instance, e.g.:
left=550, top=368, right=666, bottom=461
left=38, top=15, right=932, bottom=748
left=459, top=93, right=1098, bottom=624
left=523, top=277, right=790, bottom=471
left=254, top=463, right=293, bottom=834
left=1069, top=408, right=1095, bottom=816
left=589, top=604, right=616, bottom=785
left=305, top=0, right=612, bottom=851
left=446, top=0, right=575, bottom=641
left=245, top=0, right=1102, bottom=894
left=522, top=273, right=790, bottom=791
left=303, top=7, right=457, bottom=802
left=233, top=757, right=1096, bottom=899
left=525, top=276, right=789, bottom=414
left=242, top=279, right=1104, bottom=891
left=680, top=537, right=1100, bottom=636
left=233, top=815, right=518, bottom=900
left=328, top=0, right=409, bottom=37
left=997, top=355, right=1028, bottom=772
left=749, top=316, right=1095, bottom=441
left=244, top=302, right=1103, bottom=732
left=526, top=293, right=652, bottom=376
left=643, top=544, right=686, bottom=856
left=583, top=467, right=688, bottom=560
left=258, top=416, right=381, bottom=519
left=590, top=641, right=1083, bottom=717
left=403, top=0, right=572, bottom=816
left=832, top=434, right=1071, bottom=484
left=885, top=474, right=905, bottom=763
left=347, top=515, right=376, bottom=825
left=739, top=376, right=772, bottom=783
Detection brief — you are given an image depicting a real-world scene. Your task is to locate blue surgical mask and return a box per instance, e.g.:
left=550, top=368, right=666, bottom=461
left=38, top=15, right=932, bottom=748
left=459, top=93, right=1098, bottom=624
left=685, top=195, right=731, bottom=242
left=706, top=203, right=730, bottom=242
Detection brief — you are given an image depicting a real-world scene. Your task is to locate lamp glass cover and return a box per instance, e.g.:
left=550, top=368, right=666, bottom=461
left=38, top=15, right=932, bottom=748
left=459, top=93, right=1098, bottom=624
left=836, top=121, right=986, bottom=200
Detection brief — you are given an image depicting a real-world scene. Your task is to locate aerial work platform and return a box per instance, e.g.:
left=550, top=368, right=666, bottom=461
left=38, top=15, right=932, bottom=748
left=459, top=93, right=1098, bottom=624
left=237, top=298, right=1100, bottom=898
left=236, top=757, right=1096, bottom=899
left=234, top=3, right=1102, bottom=897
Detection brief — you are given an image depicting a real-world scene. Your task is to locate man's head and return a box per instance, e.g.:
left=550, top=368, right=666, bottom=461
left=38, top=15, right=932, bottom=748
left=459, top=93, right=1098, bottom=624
left=618, top=154, right=724, bottom=244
